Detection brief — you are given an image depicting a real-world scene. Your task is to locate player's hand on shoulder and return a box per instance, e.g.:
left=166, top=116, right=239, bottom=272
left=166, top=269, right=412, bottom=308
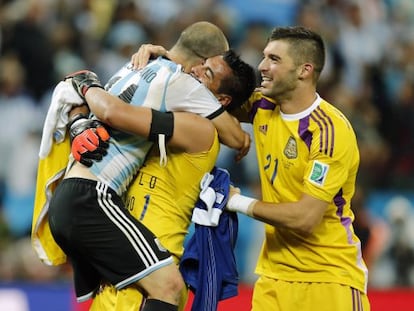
left=68, top=114, right=110, bottom=167
left=131, top=44, right=168, bottom=70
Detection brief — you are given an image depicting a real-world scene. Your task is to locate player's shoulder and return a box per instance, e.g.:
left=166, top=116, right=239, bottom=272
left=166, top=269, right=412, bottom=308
left=136, top=57, right=183, bottom=83
left=243, top=91, right=276, bottom=115
left=313, top=99, right=358, bottom=153
left=317, top=99, right=354, bottom=130
left=248, top=90, right=275, bottom=105
left=174, top=73, right=215, bottom=100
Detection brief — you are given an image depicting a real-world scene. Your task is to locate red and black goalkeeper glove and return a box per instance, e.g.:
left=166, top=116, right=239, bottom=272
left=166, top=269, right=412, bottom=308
left=64, top=70, right=103, bottom=99
left=69, top=114, right=110, bottom=167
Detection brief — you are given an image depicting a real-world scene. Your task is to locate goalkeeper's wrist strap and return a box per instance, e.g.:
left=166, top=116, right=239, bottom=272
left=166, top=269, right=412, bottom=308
left=228, top=193, right=257, bottom=216
left=82, top=83, right=103, bottom=97
left=68, top=113, right=89, bottom=129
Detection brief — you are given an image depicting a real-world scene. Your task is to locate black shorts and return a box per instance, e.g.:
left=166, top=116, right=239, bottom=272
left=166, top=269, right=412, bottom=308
left=48, top=178, right=173, bottom=302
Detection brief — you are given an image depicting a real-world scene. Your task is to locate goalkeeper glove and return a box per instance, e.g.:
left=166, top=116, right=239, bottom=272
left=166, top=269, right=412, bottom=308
left=68, top=114, right=110, bottom=167
left=64, top=70, right=103, bottom=99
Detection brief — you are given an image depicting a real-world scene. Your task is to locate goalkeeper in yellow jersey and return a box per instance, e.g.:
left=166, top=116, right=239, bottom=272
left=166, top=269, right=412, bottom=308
left=226, top=26, right=371, bottom=311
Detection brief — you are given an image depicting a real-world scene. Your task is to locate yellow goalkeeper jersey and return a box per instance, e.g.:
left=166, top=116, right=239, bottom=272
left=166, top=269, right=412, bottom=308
left=246, top=91, right=368, bottom=293
left=125, top=130, right=220, bottom=262
left=32, top=136, right=70, bottom=266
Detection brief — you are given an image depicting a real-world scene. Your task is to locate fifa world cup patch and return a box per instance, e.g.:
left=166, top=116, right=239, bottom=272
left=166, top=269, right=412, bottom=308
left=308, top=161, right=329, bottom=186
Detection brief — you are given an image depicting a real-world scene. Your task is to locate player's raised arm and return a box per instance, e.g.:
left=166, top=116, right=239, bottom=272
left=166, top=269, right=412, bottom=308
left=84, top=87, right=215, bottom=153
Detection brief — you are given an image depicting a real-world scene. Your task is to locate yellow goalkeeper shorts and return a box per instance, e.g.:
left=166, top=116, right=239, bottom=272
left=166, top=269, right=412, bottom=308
left=252, top=276, right=370, bottom=311
left=90, top=283, right=189, bottom=311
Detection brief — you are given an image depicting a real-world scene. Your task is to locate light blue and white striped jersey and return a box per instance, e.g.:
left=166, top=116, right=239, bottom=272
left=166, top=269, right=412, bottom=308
left=88, top=57, right=223, bottom=196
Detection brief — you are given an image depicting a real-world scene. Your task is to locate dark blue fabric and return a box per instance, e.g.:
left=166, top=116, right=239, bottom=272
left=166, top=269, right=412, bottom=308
left=180, top=167, right=239, bottom=311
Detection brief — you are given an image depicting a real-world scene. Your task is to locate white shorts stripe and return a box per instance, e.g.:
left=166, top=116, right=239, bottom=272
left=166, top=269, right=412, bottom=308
left=95, top=182, right=159, bottom=267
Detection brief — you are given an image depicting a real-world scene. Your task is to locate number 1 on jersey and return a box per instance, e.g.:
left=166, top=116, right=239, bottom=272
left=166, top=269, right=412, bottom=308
left=139, top=194, right=151, bottom=221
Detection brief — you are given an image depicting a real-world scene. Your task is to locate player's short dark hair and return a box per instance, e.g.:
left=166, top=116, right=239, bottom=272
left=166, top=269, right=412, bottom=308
left=218, top=50, right=257, bottom=111
left=268, top=26, right=325, bottom=79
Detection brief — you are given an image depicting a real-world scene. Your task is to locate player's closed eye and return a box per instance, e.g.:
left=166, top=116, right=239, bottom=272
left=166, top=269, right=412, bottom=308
left=205, top=67, right=214, bottom=81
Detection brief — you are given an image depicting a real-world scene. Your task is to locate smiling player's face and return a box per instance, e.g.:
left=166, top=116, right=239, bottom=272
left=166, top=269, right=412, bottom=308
left=190, top=55, right=232, bottom=97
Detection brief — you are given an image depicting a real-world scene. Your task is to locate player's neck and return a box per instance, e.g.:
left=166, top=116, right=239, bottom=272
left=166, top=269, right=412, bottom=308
left=279, top=90, right=317, bottom=114
left=168, top=48, right=198, bottom=73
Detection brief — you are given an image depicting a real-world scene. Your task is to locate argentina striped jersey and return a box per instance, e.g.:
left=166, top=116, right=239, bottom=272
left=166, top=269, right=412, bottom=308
left=89, top=57, right=222, bottom=195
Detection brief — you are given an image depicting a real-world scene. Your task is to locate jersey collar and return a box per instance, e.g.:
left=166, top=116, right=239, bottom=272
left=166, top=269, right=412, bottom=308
left=280, top=93, right=322, bottom=121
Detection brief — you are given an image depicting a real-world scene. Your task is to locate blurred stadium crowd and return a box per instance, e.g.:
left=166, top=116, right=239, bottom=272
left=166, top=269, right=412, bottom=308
left=0, top=0, right=414, bottom=289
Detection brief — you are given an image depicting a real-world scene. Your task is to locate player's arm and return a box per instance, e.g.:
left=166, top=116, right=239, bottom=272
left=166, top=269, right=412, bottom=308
left=210, top=111, right=250, bottom=160
left=227, top=187, right=328, bottom=235
left=85, top=87, right=215, bottom=153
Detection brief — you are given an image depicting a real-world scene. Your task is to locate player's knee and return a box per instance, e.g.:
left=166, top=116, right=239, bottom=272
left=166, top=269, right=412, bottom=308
left=163, top=267, right=185, bottom=297
left=142, top=263, right=185, bottom=304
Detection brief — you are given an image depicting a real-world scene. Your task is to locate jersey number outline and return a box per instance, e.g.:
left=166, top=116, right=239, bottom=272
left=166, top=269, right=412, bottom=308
left=264, top=154, right=278, bottom=184
left=139, top=194, right=151, bottom=221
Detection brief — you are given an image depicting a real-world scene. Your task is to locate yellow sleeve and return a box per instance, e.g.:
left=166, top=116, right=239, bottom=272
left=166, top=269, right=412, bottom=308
left=242, top=91, right=275, bottom=114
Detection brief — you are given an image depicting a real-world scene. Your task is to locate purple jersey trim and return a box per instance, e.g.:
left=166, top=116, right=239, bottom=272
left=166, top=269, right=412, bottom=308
left=249, top=97, right=276, bottom=122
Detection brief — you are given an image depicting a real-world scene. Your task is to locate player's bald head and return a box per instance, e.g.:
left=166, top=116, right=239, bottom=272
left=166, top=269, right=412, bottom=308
left=174, top=21, right=229, bottom=59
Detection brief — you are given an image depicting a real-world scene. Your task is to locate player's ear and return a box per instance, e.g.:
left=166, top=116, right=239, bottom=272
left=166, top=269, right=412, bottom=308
left=216, top=94, right=232, bottom=107
left=298, top=63, right=313, bottom=80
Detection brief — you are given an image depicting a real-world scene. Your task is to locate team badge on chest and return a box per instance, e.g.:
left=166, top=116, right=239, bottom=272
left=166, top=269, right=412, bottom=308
left=284, top=136, right=298, bottom=159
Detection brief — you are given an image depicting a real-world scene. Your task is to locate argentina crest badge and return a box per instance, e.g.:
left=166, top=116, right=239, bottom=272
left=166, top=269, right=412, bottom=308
left=284, top=136, right=298, bottom=159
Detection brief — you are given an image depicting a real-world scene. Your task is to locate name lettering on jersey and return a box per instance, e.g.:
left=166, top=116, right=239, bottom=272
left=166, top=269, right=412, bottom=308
left=309, top=160, right=329, bottom=186
left=106, top=75, right=121, bottom=90
left=284, top=136, right=298, bottom=159
left=140, top=67, right=157, bottom=83
left=259, top=124, right=268, bottom=135
left=126, top=63, right=138, bottom=71
left=137, top=171, right=158, bottom=189
left=125, top=195, right=135, bottom=211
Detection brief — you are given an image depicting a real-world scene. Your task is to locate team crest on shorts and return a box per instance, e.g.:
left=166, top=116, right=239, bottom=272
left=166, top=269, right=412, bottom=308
left=284, top=136, right=297, bottom=159
left=309, top=160, right=329, bottom=186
